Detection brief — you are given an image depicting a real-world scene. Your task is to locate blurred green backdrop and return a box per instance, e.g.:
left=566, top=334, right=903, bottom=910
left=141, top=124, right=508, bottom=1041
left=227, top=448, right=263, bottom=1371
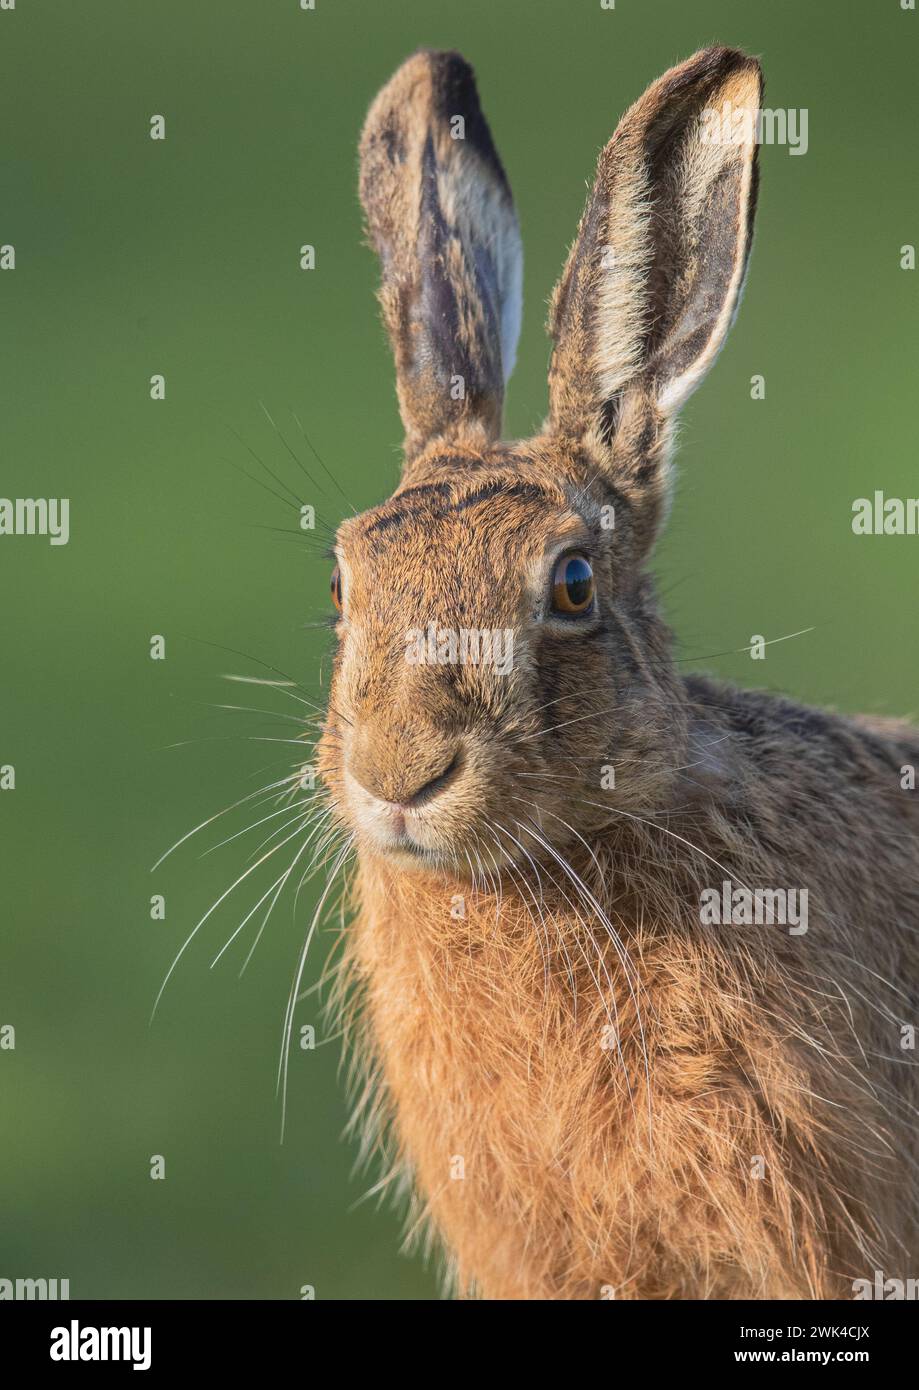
left=1, top=0, right=916, bottom=1299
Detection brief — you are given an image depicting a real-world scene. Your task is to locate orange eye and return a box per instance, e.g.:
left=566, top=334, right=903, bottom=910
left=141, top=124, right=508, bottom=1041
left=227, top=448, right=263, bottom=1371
left=330, top=565, right=343, bottom=613
left=551, top=553, right=594, bottom=616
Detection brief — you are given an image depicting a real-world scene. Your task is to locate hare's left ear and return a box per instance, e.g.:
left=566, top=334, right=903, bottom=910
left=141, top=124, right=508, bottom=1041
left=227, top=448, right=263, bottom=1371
left=359, top=50, right=522, bottom=462
left=547, top=47, right=762, bottom=553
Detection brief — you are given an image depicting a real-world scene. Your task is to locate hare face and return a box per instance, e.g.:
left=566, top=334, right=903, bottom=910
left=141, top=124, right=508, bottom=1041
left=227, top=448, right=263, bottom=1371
left=318, top=447, right=687, bottom=875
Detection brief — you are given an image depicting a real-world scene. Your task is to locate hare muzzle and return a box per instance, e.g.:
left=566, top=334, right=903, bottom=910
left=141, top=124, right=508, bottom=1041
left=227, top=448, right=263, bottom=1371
left=344, top=719, right=464, bottom=859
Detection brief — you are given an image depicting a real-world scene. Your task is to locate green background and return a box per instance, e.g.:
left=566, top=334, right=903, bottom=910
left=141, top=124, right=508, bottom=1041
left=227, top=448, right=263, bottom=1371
left=1, top=0, right=916, bottom=1300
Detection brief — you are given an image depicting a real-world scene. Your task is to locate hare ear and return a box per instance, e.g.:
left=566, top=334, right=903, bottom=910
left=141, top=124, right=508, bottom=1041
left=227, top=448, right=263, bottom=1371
left=359, top=50, right=523, bottom=461
left=547, top=47, right=761, bottom=548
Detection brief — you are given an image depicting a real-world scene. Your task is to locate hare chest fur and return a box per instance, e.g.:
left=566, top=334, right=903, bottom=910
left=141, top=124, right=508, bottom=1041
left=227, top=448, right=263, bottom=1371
left=353, top=883, right=793, bottom=1301
left=317, top=46, right=919, bottom=1299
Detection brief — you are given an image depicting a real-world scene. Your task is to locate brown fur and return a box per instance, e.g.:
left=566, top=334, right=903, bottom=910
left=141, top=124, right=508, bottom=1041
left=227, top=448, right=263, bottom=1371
left=315, top=49, right=919, bottom=1299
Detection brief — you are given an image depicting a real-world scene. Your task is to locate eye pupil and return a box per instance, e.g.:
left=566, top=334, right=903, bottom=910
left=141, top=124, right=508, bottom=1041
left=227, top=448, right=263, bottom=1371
left=563, top=557, right=592, bottom=606
left=552, top=553, right=594, bottom=616
left=330, top=565, right=343, bottom=613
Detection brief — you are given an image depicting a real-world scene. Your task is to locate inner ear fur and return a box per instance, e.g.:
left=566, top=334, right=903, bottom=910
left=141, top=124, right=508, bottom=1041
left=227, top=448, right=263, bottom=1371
left=359, top=49, right=523, bottom=462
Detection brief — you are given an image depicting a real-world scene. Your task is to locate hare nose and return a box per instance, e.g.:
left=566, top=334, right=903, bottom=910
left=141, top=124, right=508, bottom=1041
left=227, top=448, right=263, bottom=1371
left=348, top=728, right=462, bottom=808
left=394, top=751, right=461, bottom=808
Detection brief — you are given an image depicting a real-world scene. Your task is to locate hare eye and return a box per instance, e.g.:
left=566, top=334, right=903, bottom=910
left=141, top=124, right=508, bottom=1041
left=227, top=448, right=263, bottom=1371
left=551, top=553, right=594, bottom=616
left=330, top=565, right=343, bottom=613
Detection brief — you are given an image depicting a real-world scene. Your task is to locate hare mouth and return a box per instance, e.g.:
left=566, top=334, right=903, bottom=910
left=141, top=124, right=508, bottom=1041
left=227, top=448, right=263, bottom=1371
left=359, top=817, right=454, bottom=865
left=386, top=832, right=428, bottom=858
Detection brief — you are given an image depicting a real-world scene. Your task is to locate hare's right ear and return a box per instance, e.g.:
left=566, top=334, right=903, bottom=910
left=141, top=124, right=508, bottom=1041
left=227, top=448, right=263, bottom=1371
left=548, top=47, right=762, bottom=556
left=359, top=50, right=523, bottom=462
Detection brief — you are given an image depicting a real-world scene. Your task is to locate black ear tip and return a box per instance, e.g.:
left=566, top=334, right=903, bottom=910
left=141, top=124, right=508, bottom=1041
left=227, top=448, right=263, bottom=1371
left=409, top=47, right=475, bottom=79
left=643, top=46, right=763, bottom=153
left=417, top=50, right=511, bottom=196
left=668, top=45, right=763, bottom=97
left=406, top=48, right=483, bottom=120
left=694, top=43, right=760, bottom=68
left=402, top=47, right=478, bottom=109
left=709, top=45, right=764, bottom=92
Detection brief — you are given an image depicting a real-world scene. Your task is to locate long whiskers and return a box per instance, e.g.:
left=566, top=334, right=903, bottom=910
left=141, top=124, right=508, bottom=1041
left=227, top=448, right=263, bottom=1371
left=151, top=773, right=300, bottom=871
left=150, top=816, right=314, bottom=1022
left=277, top=835, right=355, bottom=1142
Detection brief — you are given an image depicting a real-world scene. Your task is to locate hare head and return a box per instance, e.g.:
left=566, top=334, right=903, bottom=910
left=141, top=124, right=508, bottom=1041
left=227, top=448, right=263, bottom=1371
left=318, top=46, right=762, bottom=874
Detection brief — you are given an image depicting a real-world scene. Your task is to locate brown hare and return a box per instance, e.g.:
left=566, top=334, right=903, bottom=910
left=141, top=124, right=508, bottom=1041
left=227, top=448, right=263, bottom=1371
left=316, top=46, right=919, bottom=1299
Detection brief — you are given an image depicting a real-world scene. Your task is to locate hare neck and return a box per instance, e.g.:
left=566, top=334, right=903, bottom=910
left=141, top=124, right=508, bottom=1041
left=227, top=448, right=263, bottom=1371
left=345, top=846, right=845, bottom=1299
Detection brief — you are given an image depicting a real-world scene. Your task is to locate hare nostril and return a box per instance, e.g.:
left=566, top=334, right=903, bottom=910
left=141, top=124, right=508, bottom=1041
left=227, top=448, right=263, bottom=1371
left=346, top=722, right=464, bottom=809
left=398, top=751, right=461, bottom=809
